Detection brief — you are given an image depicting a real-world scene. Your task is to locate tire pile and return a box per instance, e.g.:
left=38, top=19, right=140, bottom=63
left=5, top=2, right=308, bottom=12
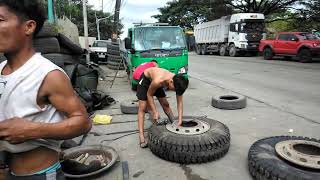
left=33, top=22, right=84, bottom=69
left=34, top=22, right=114, bottom=113
left=106, top=42, right=125, bottom=70
left=0, top=53, right=5, bottom=63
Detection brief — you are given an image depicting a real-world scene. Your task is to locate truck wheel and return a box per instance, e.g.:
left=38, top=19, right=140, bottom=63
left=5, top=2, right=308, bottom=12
left=229, top=44, right=238, bottom=57
left=148, top=116, right=230, bottom=164
left=263, top=47, right=273, bottom=60
left=248, top=136, right=320, bottom=180
left=219, top=45, right=227, bottom=56
left=201, top=45, right=207, bottom=55
left=298, top=49, right=312, bottom=63
left=196, top=45, right=201, bottom=55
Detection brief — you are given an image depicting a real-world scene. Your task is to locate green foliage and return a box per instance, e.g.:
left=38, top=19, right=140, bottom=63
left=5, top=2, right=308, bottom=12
left=45, top=0, right=123, bottom=39
left=153, top=0, right=232, bottom=30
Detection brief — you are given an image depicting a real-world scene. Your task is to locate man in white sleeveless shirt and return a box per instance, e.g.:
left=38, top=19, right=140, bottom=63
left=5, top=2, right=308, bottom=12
left=0, top=1, right=92, bottom=179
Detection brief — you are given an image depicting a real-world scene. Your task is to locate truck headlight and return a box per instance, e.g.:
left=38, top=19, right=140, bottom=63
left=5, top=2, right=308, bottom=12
left=178, top=65, right=188, bottom=74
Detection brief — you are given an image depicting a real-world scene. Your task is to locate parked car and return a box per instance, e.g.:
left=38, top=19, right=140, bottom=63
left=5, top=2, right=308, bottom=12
left=259, top=32, right=320, bottom=63
left=89, top=40, right=109, bottom=63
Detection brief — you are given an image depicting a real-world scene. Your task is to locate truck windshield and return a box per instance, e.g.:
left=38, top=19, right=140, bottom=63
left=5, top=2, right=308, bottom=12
left=93, top=41, right=108, bottom=47
left=299, top=33, right=319, bottom=40
left=240, top=22, right=265, bottom=33
left=134, top=27, right=187, bottom=51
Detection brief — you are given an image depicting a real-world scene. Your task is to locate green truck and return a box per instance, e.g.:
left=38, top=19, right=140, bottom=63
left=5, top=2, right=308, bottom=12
left=123, top=23, right=189, bottom=90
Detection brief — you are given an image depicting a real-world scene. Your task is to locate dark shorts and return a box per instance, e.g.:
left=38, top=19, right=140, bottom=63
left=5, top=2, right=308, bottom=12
left=136, top=73, right=166, bottom=101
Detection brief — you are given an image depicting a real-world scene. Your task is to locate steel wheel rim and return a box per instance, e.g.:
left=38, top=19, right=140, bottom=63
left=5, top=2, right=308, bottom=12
left=166, top=117, right=210, bottom=135
left=275, top=140, right=320, bottom=169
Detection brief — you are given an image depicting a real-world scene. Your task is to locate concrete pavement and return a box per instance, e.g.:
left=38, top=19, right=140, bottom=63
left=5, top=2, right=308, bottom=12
left=79, top=53, right=320, bottom=180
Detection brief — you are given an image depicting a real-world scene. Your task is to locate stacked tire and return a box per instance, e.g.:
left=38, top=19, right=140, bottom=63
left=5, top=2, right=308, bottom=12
left=34, top=22, right=84, bottom=69
left=106, top=42, right=125, bottom=70
left=0, top=53, right=5, bottom=63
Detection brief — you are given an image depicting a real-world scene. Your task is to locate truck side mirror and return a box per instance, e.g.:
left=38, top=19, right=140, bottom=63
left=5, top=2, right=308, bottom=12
left=125, top=38, right=132, bottom=49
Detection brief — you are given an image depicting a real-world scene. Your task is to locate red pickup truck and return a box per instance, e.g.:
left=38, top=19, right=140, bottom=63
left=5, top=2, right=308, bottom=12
left=259, top=32, right=320, bottom=62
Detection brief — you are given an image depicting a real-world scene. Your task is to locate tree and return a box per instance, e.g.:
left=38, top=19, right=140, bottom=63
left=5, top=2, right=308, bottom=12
left=293, top=0, right=320, bottom=31
left=225, top=0, right=301, bottom=16
left=153, top=0, right=232, bottom=30
left=44, top=0, right=123, bottom=39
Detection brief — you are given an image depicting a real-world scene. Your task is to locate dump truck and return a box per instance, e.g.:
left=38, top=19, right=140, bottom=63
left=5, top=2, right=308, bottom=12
left=194, top=13, right=265, bottom=57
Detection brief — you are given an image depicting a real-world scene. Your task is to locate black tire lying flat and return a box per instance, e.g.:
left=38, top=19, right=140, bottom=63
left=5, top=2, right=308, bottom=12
left=63, top=64, right=78, bottom=85
left=148, top=116, right=230, bottom=164
left=0, top=54, right=6, bottom=63
left=57, top=33, right=84, bottom=55
left=248, top=136, right=320, bottom=180
left=107, top=49, right=120, bottom=56
left=107, top=43, right=120, bottom=51
left=42, top=53, right=68, bottom=68
left=107, top=64, right=125, bottom=70
left=36, top=22, right=58, bottom=38
left=42, top=53, right=76, bottom=67
left=120, top=100, right=139, bottom=114
left=212, top=94, right=247, bottom=110
left=33, top=37, right=60, bottom=54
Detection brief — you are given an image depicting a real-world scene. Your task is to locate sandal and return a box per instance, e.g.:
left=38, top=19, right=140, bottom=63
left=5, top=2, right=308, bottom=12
left=139, top=141, right=148, bottom=148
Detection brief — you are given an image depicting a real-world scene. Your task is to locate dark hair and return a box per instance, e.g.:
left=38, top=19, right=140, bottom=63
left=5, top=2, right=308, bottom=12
left=0, top=0, right=46, bottom=36
left=151, top=60, right=157, bottom=63
left=173, top=74, right=189, bottom=96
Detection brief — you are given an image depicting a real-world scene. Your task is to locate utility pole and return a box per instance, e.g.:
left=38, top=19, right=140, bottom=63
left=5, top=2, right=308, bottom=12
left=95, top=12, right=112, bottom=40
left=83, top=0, right=90, bottom=63
left=47, top=0, right=54, bottom=23
left=101, top=0, right=103, bottom=12
left=112, top=0, right=121, bottom=42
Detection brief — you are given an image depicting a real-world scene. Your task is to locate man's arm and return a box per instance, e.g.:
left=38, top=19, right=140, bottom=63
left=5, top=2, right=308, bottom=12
left=147, top=80, right=161, bottom=121
left=176, top=95, right=183, bottom=126
left=0, top=70, right=92, bottom=143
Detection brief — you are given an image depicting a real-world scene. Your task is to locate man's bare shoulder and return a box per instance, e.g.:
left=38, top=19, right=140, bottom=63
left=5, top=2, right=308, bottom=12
left=40, top=70, right=72, bottom=96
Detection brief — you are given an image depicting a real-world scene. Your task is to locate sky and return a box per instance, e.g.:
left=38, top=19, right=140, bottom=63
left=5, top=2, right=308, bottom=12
left=88, top=0, right=172, bottom=39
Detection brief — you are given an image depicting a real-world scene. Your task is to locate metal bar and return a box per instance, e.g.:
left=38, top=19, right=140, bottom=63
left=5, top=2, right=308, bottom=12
left=122, top=161, right=129, bottom=180
left=47, top=0, right=54, bottom=23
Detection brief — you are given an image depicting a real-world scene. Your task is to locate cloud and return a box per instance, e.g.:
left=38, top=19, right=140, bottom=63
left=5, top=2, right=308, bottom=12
left=88, top=0, right=171, bottom=38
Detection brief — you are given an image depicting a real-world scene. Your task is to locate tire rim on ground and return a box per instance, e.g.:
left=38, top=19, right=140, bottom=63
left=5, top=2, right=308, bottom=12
left=275, top=140, right=320, bottom=169
left=166, top=117, right=210, bottom=135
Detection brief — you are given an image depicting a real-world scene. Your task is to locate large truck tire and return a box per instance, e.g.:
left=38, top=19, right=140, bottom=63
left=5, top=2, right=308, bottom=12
left=148, top=116, right=230, bottom=164
left=263, top=47, right=274, bottom=60
left=36, top=22, right=58, bottom=38
left=219, top=45, right=227, bottom=56
left=228, top=44, right=238, bottom=57
left=107, top=43, right=120, bottom=51
left=196, top=45, right=202, bottom=55
left=201, top=45, right=208, bottom=55
left=57, top=34, right=84, bottom=55
left=248, top=136, right=320, bottom=180
left=33, top=37, right=60, bottom=54
left=0, top=54, right=6, bottom=63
